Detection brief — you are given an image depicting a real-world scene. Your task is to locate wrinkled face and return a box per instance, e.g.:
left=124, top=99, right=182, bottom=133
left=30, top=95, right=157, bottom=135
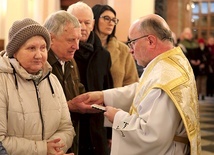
left=128, top=24, right=150, bottom=67
left=71, top=9, right=94, bottom=42
left=98, top=10, right=116, bottom=36
left=13, top=36, right=48, bottom=74
left=51, top=22, right=81, bottom=61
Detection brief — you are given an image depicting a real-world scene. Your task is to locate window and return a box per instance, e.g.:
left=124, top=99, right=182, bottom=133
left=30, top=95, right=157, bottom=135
left=191, top=0, right=214, bottom=39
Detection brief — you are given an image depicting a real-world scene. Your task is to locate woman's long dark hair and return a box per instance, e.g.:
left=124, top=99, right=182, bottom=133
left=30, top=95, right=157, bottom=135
left=92, top=4, right=117, bottom=43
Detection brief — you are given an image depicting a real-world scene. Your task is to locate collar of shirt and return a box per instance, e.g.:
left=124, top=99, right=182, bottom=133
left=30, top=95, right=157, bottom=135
left=54, top=54, right=65, bottom=73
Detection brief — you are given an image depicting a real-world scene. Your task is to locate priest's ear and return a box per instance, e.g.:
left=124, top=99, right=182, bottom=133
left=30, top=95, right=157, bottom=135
left=147, top=35, right=157, bottom=47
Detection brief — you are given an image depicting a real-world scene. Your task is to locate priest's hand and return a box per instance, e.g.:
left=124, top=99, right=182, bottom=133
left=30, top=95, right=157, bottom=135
left=104, top=106, right=120, bottom=123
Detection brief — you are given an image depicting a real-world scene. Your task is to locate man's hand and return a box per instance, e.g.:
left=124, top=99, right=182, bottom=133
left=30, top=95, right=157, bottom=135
left=72, top=91, right=104, bottom=105
left=68, top=99, right=98, bottom=113
left=68, top=91, right=104, bottom=113
left=104, top=106, right=120, bottom=123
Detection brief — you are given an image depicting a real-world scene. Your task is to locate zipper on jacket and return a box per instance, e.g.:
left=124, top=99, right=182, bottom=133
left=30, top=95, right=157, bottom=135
left=34, top=82, right=45, bottom=140
left=10, top=62, right=53, bottom=140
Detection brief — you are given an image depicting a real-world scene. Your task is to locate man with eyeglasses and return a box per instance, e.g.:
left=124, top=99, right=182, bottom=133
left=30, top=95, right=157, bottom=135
left=67, top=2, right=113, bottom=155
left=70, top=14, right=201, bottom=155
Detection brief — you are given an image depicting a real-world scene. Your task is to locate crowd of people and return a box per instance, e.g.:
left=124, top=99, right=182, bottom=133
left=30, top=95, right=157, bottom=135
left=0, top=1, right=203, bottom=155
left=178, top=27, right=214, bottom=100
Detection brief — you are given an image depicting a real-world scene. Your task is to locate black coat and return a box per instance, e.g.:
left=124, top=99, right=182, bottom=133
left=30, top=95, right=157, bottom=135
left=75, top=32, right=113, bottom=91
left=0, top=141, right=8, bottom=155
left=74, top=32, right=113, bottom=155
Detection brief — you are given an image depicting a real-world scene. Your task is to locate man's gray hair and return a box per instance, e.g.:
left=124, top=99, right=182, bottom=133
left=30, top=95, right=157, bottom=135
left=67, top=1, right=94, bottom=19
left=43, top=10, right=80, bottom=36
left=139, top=17, right=173, bottom=43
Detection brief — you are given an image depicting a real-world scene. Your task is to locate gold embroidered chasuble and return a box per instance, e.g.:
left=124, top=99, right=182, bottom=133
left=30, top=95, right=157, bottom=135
left=129, top=47, right=201, bottom=155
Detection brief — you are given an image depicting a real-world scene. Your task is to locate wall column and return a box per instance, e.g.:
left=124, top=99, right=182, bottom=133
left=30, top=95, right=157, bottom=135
left=2, top=0, right=60, bottom=48
left=108, top=0, right=155, bottom=42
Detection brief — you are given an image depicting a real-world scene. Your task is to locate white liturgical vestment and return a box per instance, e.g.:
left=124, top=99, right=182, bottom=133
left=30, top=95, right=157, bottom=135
left=103, top=47, right=201, bottom=155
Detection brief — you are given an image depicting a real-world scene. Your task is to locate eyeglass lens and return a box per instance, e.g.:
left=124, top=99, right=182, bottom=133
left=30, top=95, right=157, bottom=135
left=101, top=16, right=119, bottom=25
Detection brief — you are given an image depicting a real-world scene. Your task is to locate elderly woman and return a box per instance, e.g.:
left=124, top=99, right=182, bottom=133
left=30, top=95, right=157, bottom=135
left=0, top=18, right=75, bottom=155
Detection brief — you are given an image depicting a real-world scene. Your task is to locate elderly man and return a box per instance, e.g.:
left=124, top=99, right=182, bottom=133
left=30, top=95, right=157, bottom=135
left=71, top=14, right=201, bottom=155
left=44, top=11, right=84, bottom=155
left=67, top=2, right=113, bottom=155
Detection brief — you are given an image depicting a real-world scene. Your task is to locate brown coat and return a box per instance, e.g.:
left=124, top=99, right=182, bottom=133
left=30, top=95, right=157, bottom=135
left=48, top=50, right=85, bottom=155
left=107, top=37, right=139, bottom=87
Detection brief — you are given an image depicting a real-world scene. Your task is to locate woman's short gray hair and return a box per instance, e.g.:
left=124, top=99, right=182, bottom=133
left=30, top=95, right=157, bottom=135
left=43, top=10, right=80, bottom=36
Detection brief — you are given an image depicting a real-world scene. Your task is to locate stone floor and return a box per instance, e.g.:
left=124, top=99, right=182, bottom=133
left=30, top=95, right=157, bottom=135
left=199, top=96, right=214, bottom=155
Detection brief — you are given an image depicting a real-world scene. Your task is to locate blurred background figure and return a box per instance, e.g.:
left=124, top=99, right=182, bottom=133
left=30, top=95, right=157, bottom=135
left=197, top=38, right=211, bottom=100
left=179, top=27, right=199, bottom=54
left=178, top=27, right=201, bottom=79
left=207, top=36, right=214, bottom=97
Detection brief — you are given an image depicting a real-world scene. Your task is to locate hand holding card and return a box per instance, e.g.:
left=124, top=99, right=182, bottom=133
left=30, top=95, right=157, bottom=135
left=91, top=104, right=106, bottom=112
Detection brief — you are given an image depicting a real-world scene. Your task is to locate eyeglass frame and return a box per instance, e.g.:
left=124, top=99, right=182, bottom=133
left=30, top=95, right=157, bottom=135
left=126, top=35, right=149, bottom=49
left=100, top=15, right=119, bottom=25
